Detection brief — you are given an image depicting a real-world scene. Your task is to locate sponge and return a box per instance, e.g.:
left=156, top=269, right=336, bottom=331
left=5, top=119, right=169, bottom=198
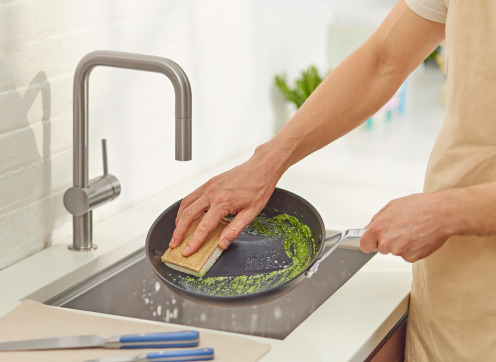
left=161, top=214, right=230, bottom=277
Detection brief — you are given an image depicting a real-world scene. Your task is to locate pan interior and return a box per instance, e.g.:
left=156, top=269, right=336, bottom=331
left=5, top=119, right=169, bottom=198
left=148, top=189, right=325, bottom=299
left=169, top=212, right=316, bottom=296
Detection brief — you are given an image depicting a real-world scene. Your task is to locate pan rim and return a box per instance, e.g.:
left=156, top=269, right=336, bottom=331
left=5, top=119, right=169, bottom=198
left=145, top=187, right=327, bottom=301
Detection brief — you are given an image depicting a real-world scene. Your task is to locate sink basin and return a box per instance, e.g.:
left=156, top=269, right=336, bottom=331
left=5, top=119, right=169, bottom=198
left=45, top=241, right=374, bottom=340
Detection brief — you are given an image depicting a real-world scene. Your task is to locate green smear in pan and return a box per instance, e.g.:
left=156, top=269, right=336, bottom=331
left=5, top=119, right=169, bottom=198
left=175, top=213, right=316, bottom=296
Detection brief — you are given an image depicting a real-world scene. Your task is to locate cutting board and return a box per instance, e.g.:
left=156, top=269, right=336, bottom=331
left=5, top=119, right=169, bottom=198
left=0, top=300, right=270, bottom=362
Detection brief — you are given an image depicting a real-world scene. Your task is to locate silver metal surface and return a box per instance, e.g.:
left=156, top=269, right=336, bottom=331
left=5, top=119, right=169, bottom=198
left=47, top=240, right=146, bottom=306
left=85, top=351, right=213, bottom=362
left=46, top=247, right=374, bottom=340
left=103, top=339, right=200, bottom=349
left=65, top=50, right=193, bottom=250
left=102, top=139, right=109, bottom=176
left=85, top=357, right=136, bottom=362
left=0, top=335, right=105, bottom=351
left=64, top=174, right=121, bottom=217
left=306, top=228, right=367, bottom=278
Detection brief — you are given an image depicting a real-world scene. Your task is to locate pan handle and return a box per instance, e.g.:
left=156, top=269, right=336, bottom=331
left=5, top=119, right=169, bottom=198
left=305, top=229, right=366, bottom=278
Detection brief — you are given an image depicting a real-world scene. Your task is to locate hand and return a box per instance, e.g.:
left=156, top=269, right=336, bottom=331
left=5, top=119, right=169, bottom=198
left=360, top=191, right=460, bottom=263
left=169, top=149, right=286, bottom=256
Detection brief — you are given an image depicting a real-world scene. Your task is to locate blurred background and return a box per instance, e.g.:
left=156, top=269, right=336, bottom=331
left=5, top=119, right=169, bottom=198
left=0, top=0, right=446, bottom=269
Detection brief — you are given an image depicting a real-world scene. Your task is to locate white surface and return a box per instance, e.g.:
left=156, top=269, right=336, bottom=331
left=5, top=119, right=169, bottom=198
left=0, top=65, right=445, bottom=360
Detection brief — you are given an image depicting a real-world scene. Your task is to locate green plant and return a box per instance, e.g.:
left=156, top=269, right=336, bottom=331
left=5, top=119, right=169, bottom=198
left=275, top=65, right=326, bottom=109
left=424, top=45, right=441, bottom=63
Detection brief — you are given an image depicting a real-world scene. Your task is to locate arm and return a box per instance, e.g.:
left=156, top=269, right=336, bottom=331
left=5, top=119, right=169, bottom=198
left=361, top=182, right=496, bottom=262
left=172, top=0, right=446, bottom=256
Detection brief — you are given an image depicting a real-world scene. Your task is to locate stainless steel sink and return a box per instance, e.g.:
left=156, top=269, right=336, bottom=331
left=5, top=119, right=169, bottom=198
left=45, top=240, right=374, bottom=340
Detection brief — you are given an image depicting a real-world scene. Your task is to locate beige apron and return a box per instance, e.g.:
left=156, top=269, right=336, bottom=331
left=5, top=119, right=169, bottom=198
left=405, top=1, right=496, bottom=361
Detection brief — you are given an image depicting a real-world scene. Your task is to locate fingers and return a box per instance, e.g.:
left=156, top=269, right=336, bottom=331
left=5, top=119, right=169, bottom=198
left=175, top=186, right=205, bottom=226
left=181, top=207, right=229, bottom=257
left=362, top=202, right=394, bottom=254
left=376, top=240, right=391, bottom=255
left=218, top=209, right=257, bottom=250
left=361, top=220, right=394, bottom=255
left=360, top=227, right=379, bottom=254
left=170, top=197, right=209, bottom=248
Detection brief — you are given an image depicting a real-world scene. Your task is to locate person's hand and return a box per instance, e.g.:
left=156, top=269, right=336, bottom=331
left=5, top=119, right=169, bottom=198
left=169, top=149, right=287, bottom=256
left=360, top=191, right=461, bottom=262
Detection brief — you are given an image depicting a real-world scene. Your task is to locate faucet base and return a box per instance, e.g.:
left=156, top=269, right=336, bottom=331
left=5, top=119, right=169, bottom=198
left=68, top=244, right=98, bottom=251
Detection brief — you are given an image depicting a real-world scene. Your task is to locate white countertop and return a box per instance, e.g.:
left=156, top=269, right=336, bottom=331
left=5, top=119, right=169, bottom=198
left=0, top=63, right=445, bottom=361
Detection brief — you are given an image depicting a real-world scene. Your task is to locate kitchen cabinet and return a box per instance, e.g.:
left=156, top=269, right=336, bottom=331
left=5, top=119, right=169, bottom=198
left=366, top=312, right=408, bottom=362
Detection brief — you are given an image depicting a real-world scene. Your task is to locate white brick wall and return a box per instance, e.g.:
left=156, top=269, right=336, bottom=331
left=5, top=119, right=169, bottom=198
left=0, top=0, right=394, bottom=270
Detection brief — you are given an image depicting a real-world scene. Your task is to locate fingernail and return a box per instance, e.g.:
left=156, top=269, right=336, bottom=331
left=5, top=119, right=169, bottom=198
left=169, top=238, right=175, bottom=247
left=221, top=239, right=230, bottom=249
left=182, top=246, right=190, bottom=255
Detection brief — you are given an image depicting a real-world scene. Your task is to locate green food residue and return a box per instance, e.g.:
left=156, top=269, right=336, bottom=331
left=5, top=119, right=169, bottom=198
left=175, top=213, right=316, bottom=296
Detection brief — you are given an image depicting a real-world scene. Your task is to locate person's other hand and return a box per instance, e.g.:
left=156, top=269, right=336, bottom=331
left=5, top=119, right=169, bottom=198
left=169, top=149, right=285, bottom=256
left=360, top=192, right=460, bottom=262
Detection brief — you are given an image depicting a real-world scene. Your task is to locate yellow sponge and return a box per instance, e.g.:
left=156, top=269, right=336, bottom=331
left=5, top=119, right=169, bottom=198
left=161, top=214, right=230, bottom=277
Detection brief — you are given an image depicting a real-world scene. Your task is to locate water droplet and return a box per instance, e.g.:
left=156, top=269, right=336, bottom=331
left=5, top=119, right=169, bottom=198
left=155, top=281, right=161, bottom=292
left=200, top=313, right=207, bottom=322
left=157, top=305, right=162, bottom=316
left=144, top=298, right=149, bottom=304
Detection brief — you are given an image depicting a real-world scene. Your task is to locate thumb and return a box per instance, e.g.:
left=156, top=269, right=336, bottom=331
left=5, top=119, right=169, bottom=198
left=218, top=209, right=256, bottom=250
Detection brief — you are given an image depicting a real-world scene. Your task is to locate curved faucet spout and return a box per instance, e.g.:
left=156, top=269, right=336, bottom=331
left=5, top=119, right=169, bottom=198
left=68, top=50, right=193, bottom=250
left=74, top=50, right=192, bottom=188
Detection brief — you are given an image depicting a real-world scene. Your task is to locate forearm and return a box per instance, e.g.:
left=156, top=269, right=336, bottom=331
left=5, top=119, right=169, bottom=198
left=265, top=44, right=406, bottom=167
left=253, top=0, right=444, bottom=175
left=445, top=182, right=496, bottom=237
left=250, top=45, right=405, bottom=181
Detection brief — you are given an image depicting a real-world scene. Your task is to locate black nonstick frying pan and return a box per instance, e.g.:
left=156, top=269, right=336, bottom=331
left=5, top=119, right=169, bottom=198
left=146, top=187, right=365, bottom=308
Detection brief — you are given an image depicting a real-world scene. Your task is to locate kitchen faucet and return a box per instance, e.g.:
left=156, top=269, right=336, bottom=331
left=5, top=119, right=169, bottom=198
left=63, top=50, right=192, bottom=251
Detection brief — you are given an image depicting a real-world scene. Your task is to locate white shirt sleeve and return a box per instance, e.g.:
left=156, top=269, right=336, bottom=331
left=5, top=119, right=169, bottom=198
left=405, top=0, right=448, bottom=24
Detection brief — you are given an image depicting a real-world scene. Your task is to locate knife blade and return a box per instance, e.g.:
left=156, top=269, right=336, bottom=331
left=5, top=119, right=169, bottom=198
left=84, top=348, right=214, bottom=362
left=0, top=330, right=199, bottom=351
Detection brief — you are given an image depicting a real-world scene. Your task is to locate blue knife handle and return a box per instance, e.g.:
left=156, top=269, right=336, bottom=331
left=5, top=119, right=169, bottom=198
left=144, top=348, right=214, bottom=361
left=118, top=331, right=199, bottom=349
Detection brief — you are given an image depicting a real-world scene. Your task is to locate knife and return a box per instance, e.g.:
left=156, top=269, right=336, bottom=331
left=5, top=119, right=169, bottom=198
left=84, top=348, right=214, bottom=362
left=0, top=331, right=199, bottom=351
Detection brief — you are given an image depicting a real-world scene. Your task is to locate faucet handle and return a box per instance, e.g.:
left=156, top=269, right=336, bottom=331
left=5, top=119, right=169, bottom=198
left=102, top=139, right=108, bottom=176
left=63, top=138, right=120, bottom=217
